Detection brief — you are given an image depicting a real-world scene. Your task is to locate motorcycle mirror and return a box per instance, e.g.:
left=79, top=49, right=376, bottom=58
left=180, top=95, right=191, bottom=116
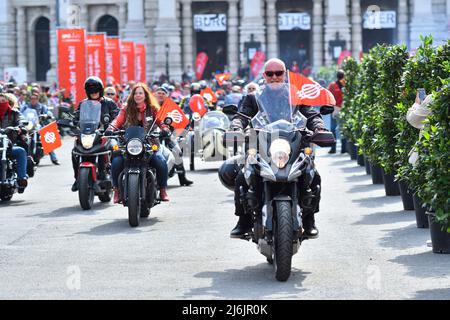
left=222, top=104, right=238, bottom=115
left=21, top=121, right=30, bottom=127
left=310, top=131, right=336, bottom=147
left=164, top=117, right=173, bottom=126
left=103, top=116, right=111, bottom=124
left=319, top=105, right=335, bottom=116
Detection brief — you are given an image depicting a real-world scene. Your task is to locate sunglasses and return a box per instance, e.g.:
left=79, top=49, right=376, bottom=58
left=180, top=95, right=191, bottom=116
left=106, top=93, right=116, bottom=96
left=265, top=70, right=284, bottom=77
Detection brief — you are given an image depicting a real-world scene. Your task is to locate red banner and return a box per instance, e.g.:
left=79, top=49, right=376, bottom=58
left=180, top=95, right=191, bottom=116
left=106, top=37, right=122, bottom=86
left=195, top=52, right=209, bottom=80
left=338, top=50, right=352, bottom=66
left=39, top=121, right=62, bottom=154
left=121, top=41, right=136, bottom=83
left=57, top=28, right=87, bottom=107
left=87, top=33, right=107, bottom=84
left=250, top=51, right=266, bottom=78
left=288, top=71, right=336, bottom=106
left=135, top=44, right=147, bottom=83
left=157, top=98, right=190, bottom=135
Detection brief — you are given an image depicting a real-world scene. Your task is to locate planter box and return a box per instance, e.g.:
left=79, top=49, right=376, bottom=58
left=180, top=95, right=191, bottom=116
left=382, top=169, right=400, bottom=196
left=370, top=162, right=384, bottom=184
left=427, top=212, right=450, bottom=254
left=364, top=156, right=371, bottom=175
left=413, top=194, right=429, bottom=228
left=398, top=180, right=414, bottom=211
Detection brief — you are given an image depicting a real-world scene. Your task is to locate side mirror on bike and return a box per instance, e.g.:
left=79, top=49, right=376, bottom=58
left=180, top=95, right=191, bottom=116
left=310, top=131, right=336, bottom=147
left=164, top=117, right=173, bottom=126
left=222, top=104, right=238, bottom=115
left=103, top=115, right=111, bottom=124
left=319, top=105, right=335, bottom=116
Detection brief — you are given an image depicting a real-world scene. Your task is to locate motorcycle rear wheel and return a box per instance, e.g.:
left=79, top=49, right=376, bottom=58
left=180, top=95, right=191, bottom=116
left=273, top=201, right=293, bottom=282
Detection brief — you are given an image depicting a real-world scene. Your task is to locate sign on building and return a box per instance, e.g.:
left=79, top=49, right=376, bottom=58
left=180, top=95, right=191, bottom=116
left=193, top=14, right=227, bottom=32
left=3, top=67, right=27, bottom=83
left=363, top=11, right=396, bottom=29
left=278, top=13, right=311, bottom=31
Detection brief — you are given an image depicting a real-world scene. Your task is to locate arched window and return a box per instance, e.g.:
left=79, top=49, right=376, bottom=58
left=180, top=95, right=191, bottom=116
left=97, top=15, right=119, bottom=36
left=35, top=17, right=50, bottom=81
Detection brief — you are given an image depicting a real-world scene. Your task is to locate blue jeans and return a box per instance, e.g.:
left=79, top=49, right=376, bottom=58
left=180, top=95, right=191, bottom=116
left=49, top=151, right=58, bottom=162
left=111, top=150, right=168, bottom=188
left=11, top=146, right=27, bottom=179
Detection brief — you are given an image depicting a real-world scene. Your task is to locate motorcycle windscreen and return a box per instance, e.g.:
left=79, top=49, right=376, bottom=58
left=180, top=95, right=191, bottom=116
left=22, top=108, right=40, bottom=129
left=124, top=126, right=146, bottom=142
left=79, top=100, right=102, bottom=134
left=200, top=111, right=230, bottom=131
left=251, top=83, right=307, bottom=131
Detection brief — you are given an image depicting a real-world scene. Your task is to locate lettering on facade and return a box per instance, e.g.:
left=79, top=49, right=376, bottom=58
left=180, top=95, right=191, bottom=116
left=363, top=10, right=396, bottom=29
left=193, top=14, right=227, bottom=32
left=278, top=13, right=311, bottom=31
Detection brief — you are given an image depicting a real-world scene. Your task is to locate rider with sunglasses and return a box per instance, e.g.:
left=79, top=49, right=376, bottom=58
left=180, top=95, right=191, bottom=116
left=227, top=58, right=328, bottom=239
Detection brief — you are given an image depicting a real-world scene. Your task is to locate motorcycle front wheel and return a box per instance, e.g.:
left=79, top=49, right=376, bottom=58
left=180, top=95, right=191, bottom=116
left=273, top=201, right=294, bottom=282
left=78, top=167, right=95, bottom=210
left=127, top=174, right=141, bottom=227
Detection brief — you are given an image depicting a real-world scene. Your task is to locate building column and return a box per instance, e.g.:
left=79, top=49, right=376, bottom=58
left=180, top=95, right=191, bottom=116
left=0, top=0, right=15, bottom=77
left=153, top=0, right=182, bottom=80
left=16, top=7, right=27, bottom=69
left=79, top=4, right=88, bottom=29
left=239, top=0, right=266, bottom=69
left=351, top=0, right=362, bottom=60
left=266, top=0, right=278, bottom=59
left=312, top=0, right=323, bottom=70
left=118, top=3, right=127, bottom=35
left=181, top=0, right=193, bottom=72
left=47, top=5, right=58, bottom=83
left=227, top=0, right=239, bottom=75
left=324, top=0, right=351, bottom=65
left=123, top=0, right=146, bottom=43
left=397, top=0, right=409, bottom=47
left=409, top=0, right=434, bottom=49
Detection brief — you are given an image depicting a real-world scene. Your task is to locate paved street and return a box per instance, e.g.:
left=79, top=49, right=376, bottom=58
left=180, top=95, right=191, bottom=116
left=0, top=136, right=449, bottom=300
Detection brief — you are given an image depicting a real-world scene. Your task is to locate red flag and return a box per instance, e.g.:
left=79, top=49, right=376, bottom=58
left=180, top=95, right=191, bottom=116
left=121, top=41, right=136, bottom=83
left=215, top=73, right=231, bottom=86
left=200, top=87, right=217, bottom=104
left=288, top=71, right=336, bottom=106
left=195, top=52, right=209, bottom=80
left=87, top=33, right=107, bottom=84
left=106, top=37, right=122, bottom=85
left=39, top=121, right=62, bottom=154
left=135, top=44, right=147, bottom=83
left=57, top=28, right=87, bottom=107
left=250, top=51, right=266, bottom=77
left=189, top=94, right=207, bottom=117
left=338, top=50, right=352, bottom=66
left=157, top=99, right=190, bottom=135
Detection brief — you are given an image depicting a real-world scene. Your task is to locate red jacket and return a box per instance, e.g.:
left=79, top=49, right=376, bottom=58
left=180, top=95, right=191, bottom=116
left=328, top=81, right=343, bottom=107
left=109, top=105, right=166, bottom=131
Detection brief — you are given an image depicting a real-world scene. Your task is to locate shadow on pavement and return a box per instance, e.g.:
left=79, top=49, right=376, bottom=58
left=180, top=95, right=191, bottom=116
left=352, top=195, right=401, bottom=208
left=389, top=251, right=450, bottom=279
left=0, top=200, right=33, bottom=207
left=344, top=174, right=372, bottom=183
left=380, top=223, right=431, bottom=250
left=348, top=184, right=384, bottom=193
left=339, top=166, right=366, bottom=174
left=28, top=202, right=111, bottom=218
left=75, top=217, right=161, bottom=236
left=412, top=288, right=450, bottom=300
left=183, top=264, right=310, bottom=299
left=353, top=210, right=414, bottom=226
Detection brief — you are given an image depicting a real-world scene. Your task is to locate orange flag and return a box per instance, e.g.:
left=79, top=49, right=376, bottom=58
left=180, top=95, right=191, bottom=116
left=215, top=73, right=231, bottom=86
left=200, top=87, right=218, bottom=104
left=39, top=121, right=62, bottom=154
left=157, top=98, right=190, bottom=135
left=288, top=71, right=336, bottom=106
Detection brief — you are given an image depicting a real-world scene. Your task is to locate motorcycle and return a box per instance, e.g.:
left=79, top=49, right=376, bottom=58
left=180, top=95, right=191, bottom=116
left=70, top=100, right=115, bottom=210
left=0, top=128, right=20, bottom=202
left=57, top=102, right=78, bottom=137
left=113, top=118, right=172, bottom=227
left=223, top=83, right=335, bottom=281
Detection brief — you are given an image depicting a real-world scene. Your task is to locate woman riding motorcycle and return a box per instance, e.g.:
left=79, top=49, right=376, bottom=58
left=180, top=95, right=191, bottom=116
left=107, top=83, right=170, bottom=203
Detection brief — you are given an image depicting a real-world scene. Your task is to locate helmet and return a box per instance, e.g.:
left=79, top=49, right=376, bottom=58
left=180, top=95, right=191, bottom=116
left=218, top=156, right=242, bottom=191
left=199, top=80, right=208, bottom=89
left=190, top=82, right=201, bottom=95
left=84, top=76, right=104, bottom=98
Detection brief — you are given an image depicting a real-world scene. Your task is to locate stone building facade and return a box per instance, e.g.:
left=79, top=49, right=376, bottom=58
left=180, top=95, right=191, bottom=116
left=0, top=0, right=449, bottom=83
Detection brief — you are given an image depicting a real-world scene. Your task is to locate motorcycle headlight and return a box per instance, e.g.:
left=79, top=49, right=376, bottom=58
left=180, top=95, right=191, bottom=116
left=81, top=134, right=96, bottom=149
left=127, top=139, right=143, bottom=155
left=269, top=139, right=291, bottom=169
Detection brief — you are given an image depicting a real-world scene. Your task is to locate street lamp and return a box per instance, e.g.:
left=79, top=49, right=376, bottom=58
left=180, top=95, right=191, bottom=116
left=165, top=43, right=170, bottom=81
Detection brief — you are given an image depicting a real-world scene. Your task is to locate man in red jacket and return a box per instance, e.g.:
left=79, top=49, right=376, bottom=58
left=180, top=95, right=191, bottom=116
left=327, top=70, right=346, bottom=154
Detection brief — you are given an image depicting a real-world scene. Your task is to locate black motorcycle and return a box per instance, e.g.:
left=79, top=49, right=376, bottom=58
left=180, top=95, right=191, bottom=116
left=68, top=100, right=115, bottom=210
left=0, top=128, right=20, bottom=202
left=113, top=118, right=172, bottom=227
left=224, top=83, right=335, bottom=281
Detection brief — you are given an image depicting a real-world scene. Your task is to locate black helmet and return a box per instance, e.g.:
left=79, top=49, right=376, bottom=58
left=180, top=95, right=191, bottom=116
left=190, top=82, right=201, bottom=95
left=84, top=76, right=104, bottom=98
left=218, top=156, right=242, bottom=191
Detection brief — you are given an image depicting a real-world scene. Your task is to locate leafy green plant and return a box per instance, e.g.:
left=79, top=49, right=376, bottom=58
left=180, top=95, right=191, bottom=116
left=339, top=57, right=360, bottom=142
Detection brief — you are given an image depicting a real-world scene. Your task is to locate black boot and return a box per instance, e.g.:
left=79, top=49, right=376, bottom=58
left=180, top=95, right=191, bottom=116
left=230, top=214, right=252, bottom=238
left=178, top=173, right=193, bottom=186
left=71, top=180, right=79, bottom=192
left=302, top=213, right=319, bottom=239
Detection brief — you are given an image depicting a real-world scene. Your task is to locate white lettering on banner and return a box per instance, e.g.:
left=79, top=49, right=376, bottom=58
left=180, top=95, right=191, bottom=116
left=106, top=52, right=112, bottom=74
left=94, top=50, right=100, bottom=77
left=68, top=46, right=76, bottom=63
left=363, top=11, right=396, bottom=29
left=193, top=14, right=227, bottom=32
left=278, top=13, right=311, bottom=31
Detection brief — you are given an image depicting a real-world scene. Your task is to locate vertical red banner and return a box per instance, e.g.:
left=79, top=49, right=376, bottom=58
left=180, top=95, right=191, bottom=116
left=87, top=33, right=107, bottom=84
left=57, top=28, right=87, bottom=107
left=195, top=52, right=208, bottom=80
left=135, top=44, right=147, bottom=83
left=250, top=51, right=266, bottom=78
left=121, top=41, right=136, bottom=83
left=106, top=37, right=122, bottom=86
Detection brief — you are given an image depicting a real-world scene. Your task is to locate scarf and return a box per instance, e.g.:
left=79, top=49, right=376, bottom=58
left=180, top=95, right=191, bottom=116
left=0, top=102, right=11, bottom=121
